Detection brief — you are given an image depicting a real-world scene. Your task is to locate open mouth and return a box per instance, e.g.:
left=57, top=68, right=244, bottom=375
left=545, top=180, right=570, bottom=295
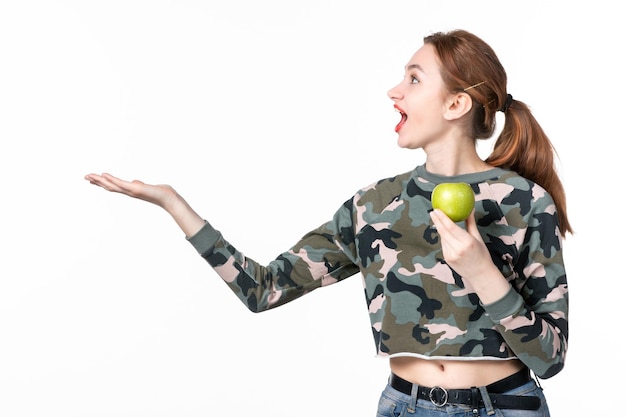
left=394, top=105, right=407, bottom=133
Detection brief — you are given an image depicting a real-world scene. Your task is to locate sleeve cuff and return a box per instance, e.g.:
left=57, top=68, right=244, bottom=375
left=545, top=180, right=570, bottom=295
left=482, top=286, right=524, bottom=322
left=186, top=221, right=222, bottom=255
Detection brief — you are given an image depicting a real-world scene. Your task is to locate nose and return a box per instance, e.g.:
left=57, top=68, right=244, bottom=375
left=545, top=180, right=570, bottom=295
left=387, top=82, right=402, bottom=101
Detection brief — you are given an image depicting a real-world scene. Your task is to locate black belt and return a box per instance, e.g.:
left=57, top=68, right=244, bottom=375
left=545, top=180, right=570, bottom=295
left=389, top=368, right=540, bottom=411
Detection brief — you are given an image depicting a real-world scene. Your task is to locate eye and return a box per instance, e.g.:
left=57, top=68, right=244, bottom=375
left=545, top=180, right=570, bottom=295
left=410, top=75, right=420, bottom=84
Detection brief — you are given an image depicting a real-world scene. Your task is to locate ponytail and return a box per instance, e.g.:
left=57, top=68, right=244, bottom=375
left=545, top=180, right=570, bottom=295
left=425, top=29, right=572, bottom=236
left=485, top=100, right=573, bottom=235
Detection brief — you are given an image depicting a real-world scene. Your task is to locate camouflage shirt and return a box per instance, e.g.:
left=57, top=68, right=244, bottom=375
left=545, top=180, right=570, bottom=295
left=188, top=165, right=568, bottom=379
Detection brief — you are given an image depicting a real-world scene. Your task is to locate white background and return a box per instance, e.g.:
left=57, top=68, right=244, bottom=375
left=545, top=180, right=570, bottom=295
left=0, top=1, right=621, bottom=416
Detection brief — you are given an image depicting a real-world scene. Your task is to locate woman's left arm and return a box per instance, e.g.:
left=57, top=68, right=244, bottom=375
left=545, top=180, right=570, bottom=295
left=430, top=207, right=568, bottom=379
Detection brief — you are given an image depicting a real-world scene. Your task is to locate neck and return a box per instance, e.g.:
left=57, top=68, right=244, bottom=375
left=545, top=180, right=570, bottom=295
left=424, top=146, right=491, bottom=177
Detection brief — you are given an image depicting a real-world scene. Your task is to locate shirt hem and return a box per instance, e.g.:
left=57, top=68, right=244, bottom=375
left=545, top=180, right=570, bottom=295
left=378, top=352, right=518, bottom=361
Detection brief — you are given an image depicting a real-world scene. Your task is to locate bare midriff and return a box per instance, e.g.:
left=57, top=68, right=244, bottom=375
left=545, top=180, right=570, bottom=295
left=389, top=356, right=526, bottom=389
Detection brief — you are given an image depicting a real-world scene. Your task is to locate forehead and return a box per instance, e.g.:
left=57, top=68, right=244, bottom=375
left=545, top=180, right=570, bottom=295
left=405, top=43, right=440, bottom=75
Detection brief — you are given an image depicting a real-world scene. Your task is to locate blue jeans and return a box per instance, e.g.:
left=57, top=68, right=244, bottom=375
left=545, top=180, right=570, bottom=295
left=376, top=379, right=550, bottom=417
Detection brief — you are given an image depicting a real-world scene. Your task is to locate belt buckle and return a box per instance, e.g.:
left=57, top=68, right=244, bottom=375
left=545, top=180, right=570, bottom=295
left=428, top=386, right=448, bottom=407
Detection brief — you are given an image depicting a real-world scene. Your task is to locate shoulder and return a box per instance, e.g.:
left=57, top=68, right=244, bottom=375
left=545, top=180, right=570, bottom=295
left=353, top=169, right=415, bottom=206
left=481, top=170, right=556, bottom=215
left=479, top=170, right=560, bottom=251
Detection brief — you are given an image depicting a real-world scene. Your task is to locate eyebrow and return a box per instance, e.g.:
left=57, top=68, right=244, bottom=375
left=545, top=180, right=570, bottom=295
left=406, top=64, right=424, bottom=72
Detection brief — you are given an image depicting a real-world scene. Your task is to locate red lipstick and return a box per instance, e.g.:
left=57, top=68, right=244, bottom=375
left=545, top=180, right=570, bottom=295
left=394, top=104, right=407, bottom=133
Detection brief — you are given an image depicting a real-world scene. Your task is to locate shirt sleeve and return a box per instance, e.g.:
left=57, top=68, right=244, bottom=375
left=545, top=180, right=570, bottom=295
left=186, top=199, right=361, bottom=312
left=483, top=186, right=568, bottom=379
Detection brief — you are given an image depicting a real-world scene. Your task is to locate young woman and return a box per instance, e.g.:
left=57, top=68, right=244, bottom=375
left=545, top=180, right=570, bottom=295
left=85, top=29, right=570, bottom=416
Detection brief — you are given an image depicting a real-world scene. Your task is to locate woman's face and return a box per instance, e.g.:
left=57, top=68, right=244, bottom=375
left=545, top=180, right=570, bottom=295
left=387, top=43, right=452, bottom=150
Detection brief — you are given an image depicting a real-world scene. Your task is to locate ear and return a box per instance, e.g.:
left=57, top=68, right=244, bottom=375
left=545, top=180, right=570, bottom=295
left=443, top=92, right=473, bottom=121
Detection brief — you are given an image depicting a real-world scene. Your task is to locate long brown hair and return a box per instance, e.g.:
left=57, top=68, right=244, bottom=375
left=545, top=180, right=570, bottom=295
left=424, top=30, right=572, bottom=235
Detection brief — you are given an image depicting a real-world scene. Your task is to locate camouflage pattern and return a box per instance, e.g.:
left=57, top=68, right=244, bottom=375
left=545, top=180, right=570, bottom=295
left=188, top=164, right=568, bottom=379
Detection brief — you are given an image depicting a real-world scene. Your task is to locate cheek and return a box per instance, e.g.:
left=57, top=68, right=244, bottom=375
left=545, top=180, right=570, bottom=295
left=406, top=107, right=429, bottom=129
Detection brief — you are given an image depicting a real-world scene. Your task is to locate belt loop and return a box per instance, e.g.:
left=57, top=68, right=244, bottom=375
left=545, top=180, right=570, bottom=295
left=532, top=370, right=543, bottom=391
left=407, top=383, right=418, bottom=413
left=478, top=385, right=496, bottom=416
left=470, top=387, right=480, bottom=416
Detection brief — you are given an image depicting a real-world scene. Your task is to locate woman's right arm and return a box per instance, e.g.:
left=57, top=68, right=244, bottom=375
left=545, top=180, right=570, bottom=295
left=84, top=172, right=361, bottom=312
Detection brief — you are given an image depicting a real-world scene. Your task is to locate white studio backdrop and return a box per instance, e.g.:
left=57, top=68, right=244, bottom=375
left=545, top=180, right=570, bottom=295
left=0, top=1, right=620, bottom=416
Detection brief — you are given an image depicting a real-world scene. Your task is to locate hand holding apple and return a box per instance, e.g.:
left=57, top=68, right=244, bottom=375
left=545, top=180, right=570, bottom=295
left=431, top=182, right=475, bottom=222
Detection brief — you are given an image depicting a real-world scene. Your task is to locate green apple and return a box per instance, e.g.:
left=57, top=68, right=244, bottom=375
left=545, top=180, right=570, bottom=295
left=431, top=182, right=475, bottom=222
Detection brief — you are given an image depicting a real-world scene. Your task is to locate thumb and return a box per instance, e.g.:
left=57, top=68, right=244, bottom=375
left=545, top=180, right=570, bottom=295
left=465, top=209, right=482, bottom=241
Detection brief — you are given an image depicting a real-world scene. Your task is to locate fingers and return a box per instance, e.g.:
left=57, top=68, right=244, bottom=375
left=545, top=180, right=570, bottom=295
left=429, top=208, right=458, bottom=237
left=430, top=208, right=475, bottom=252
left=85, top=172, right=173, bottom=208
left=84, top=173, right=133, bottom=195
left=84, top=173, right=114, bottom=191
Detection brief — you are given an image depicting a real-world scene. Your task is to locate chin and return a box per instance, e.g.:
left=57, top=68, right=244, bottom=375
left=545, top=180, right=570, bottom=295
left=396, top=137, right=418, bottom=150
